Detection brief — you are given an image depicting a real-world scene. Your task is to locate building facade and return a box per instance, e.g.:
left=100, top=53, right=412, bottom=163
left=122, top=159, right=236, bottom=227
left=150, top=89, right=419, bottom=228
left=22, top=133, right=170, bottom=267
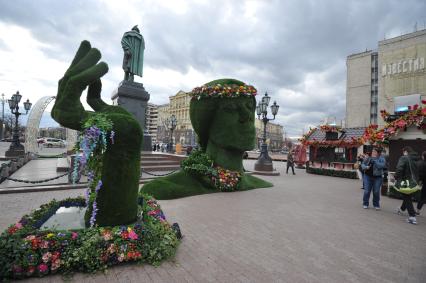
left=346, top=29, right=426, bottom=127
left=255, top=119, right=284, bottom=151
left=155, top=91, right=196, bottom=146
left=145, top=103, right=158, bottom=143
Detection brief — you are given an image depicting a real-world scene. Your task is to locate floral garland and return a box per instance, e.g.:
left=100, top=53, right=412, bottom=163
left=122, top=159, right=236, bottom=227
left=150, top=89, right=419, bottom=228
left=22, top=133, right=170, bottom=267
left=72, top=113, right=114, bottom=227
left=302, top=137, right=364, bottom=148
left=190, top=83, right=257, bottom=100
left=319, top=125, right=343, bottom=133
left=299, top=127, right=316, bottom=144
left=364, top=107, right=426, bottom=144
left=300, top=127, right=362, bottom=148
left=0, top=193, right=180, bottom=280
left=181, top=150, right=242, bottom=191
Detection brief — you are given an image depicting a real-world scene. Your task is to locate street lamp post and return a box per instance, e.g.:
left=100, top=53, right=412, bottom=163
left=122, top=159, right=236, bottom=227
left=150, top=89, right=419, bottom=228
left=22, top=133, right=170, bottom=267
left=5, top=91, right=32, bottom=158
left=254, top=92, right=279, bottom=172
left=0, top=93, right=5, bottom=140
left=166, top=114, right=177, bottom=153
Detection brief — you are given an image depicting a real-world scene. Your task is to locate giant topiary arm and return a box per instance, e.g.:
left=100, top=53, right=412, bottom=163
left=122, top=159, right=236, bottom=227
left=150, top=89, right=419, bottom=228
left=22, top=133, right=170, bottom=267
left=52, top=41, right=142, bottom=227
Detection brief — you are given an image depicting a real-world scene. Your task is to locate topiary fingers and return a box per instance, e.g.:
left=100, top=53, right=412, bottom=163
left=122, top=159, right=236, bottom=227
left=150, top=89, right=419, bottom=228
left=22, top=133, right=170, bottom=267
left=69, top=40, right=92, bottom=69
left=66, top=48, right=102, bottom=78
left=87, top=79, right=109, bottom=112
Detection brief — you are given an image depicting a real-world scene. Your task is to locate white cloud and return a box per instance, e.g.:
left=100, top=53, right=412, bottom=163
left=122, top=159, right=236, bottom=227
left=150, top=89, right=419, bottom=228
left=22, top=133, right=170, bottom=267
left=0, top=0, right=425, bottom=136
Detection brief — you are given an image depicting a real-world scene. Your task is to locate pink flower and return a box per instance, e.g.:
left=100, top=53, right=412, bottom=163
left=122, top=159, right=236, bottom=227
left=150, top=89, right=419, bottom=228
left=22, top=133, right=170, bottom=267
left=38, top=263, right=49, bottom=273
left=118, top=253, right=125, bottom=262
left=128, top=230, right=138, bottom=240
left=51, top=259, right=62, bottom=271
left=15, top=222, right=23, bottom=229
left=25, top=235, right=36, bottom=241
left=102, top=230, right=112, bottom=241
left=42, top=252, right=52, bottom=263
left=71, top=232, right=78, bottom=240
left=40, top=240, right=49, bottom=249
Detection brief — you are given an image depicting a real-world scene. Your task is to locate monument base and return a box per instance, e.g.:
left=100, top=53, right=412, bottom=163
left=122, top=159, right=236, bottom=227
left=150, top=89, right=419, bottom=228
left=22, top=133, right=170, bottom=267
left=112, top=80, right=151, bottom=150
left=142, top=132, right=152, bottom=151
left=5, top=144, right=25, bottom=158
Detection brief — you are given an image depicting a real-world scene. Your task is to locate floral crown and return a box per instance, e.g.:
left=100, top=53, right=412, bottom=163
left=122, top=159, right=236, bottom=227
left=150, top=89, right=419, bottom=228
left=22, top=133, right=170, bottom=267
left=190, top=83, right=257, bottom=100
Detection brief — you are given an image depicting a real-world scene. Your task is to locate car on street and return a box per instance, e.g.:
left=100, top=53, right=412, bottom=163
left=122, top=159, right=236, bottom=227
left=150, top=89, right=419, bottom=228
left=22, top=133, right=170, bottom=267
left=43, top=138, right=66, bottom=148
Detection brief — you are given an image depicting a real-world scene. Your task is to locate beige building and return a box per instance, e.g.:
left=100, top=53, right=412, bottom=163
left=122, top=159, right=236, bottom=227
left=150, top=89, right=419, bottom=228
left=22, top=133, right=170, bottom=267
left=346, top=29, right=426, bottom=127
left=145, top=103, right=158, bottom=143
left=255, top=119, right=284, bottom=150
left=156, top=91, right=196, bottom=145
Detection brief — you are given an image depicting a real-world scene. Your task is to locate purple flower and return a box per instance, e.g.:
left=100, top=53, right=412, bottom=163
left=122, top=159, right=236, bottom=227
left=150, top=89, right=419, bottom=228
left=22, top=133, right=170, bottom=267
left=89, top=200, right=98, bottom=227
left=95, top=180, right=102, bottom=193
left=110, top=130, right=115, bottom=144
left=85, top=189, right=90, bottom=206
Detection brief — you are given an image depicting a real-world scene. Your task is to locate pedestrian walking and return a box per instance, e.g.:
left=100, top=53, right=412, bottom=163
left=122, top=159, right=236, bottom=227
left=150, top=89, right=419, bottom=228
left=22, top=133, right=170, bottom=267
left=394, top=146, right=420, bottom=224
left=416, top=151, right=426, bottom=215
left=286, top=150, right=295, bottom=175
left=361, top=147, right=385, bottom=210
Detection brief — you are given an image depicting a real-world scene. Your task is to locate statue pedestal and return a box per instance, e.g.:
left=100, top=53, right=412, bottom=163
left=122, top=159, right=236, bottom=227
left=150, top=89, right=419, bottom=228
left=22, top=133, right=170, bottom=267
left=112, top=80, right=152, bottom=151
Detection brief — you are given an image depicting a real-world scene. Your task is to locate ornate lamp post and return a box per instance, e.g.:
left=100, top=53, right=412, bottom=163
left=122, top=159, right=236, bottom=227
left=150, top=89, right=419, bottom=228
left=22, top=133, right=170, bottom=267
left=166, top=114, right=177, bottom=153
left=5, top=91, right=32, bottom=157
left=254, top=92, right=279, bottom=171
left=0, top=93, right=5, bottom=140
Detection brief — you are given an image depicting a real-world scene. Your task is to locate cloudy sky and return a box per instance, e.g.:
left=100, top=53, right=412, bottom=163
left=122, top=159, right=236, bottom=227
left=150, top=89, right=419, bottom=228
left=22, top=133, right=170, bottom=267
left=0, top=0, right=425, bottom=136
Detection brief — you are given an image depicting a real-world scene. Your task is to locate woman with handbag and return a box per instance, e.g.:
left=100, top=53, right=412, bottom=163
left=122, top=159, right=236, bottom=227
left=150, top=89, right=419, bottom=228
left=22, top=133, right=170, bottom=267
left=394, top=146, right=420, bottom=225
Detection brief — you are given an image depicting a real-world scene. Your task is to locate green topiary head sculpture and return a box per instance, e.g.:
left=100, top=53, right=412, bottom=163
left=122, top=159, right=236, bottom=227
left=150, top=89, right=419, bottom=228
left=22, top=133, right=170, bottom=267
left=189, top=78, right=257, bottom=171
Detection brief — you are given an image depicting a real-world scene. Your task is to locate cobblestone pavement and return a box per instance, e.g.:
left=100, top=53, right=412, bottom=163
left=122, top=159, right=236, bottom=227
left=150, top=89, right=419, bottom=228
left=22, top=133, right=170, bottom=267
left=1, top=160, right=425, bottom=282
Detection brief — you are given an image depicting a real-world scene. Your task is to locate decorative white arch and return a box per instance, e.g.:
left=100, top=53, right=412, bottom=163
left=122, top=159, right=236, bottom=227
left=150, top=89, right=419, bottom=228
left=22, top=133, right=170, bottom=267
left=24, top=96, right=78, bottom=153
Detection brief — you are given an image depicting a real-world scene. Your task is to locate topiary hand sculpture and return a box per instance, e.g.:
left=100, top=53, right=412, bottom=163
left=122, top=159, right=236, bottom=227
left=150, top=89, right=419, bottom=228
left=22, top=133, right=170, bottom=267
left=52, top=41, right=142, bottom=227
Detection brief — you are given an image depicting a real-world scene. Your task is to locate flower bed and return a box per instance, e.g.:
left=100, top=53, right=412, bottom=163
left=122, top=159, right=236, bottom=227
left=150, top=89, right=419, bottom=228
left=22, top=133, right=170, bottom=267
left=306, top=166, right=358, bottom=179
left=0, top=193, right=180, bottom=280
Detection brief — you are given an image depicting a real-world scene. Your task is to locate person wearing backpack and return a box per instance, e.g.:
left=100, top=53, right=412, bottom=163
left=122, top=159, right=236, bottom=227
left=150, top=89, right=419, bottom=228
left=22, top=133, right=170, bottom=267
left=361, top=147, right=386, bottom=210
left=394, top=146, right=420, bottom=225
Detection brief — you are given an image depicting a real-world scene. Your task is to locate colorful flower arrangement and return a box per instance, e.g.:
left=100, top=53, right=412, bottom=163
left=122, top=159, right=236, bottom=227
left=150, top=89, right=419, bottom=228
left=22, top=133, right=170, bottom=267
left=190, top=84, right=257, bottom=100
left=0, top=193, right=180, bottom=280
left=211, top=167, right=241, bottom=191
left=363, top=107, right=426, bottom=144
left=72, top=113, right=114, bottom=227
left=181, top=150, right=242, bottom=191
left=319, top=125, right=343, bottom=133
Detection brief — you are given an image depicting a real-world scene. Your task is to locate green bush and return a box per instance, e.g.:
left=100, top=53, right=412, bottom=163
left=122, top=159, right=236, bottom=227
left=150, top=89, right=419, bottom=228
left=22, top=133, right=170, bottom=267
left=306, top=166, right=358, bottom=179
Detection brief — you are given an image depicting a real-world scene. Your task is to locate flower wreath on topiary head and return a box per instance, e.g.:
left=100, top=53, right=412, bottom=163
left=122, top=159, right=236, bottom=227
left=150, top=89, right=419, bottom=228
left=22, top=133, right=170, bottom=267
left=189, top=79, right=258, bottom=151
left=189, top=82, right=257, bottom=100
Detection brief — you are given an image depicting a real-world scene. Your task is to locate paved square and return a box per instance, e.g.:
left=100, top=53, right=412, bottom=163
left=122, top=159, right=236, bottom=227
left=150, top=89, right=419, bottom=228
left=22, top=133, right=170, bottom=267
left=1, top=160, right=425, bottom=282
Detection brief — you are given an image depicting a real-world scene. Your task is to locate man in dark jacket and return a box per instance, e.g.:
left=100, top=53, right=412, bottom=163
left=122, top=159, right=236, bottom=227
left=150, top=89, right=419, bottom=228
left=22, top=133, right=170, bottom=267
left=395, top=146, right=420, bottom=225
left=416, top=151, right=426, bottom=214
